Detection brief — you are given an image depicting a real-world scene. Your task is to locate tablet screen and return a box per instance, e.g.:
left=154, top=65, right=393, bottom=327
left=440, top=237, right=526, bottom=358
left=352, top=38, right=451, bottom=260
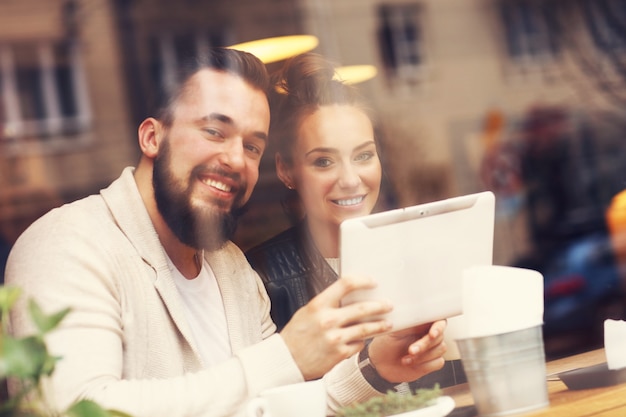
left=339, top=191, right=495, bottom=333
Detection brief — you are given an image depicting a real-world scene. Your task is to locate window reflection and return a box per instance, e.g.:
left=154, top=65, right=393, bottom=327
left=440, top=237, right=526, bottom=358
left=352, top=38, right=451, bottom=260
left=378, top=2, right=424, bottom=85
left=0, top=40, right=90, bottom=142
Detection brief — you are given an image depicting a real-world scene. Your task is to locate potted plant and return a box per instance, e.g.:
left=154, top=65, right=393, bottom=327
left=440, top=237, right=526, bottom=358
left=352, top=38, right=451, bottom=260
left=336, top=385, right=455, bottom=417
left=0, top=285, right=131, bottom=417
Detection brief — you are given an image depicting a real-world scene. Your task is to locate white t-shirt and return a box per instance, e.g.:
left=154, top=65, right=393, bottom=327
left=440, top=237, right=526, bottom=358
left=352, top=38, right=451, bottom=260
left=168, top=255, right=232, bottom=367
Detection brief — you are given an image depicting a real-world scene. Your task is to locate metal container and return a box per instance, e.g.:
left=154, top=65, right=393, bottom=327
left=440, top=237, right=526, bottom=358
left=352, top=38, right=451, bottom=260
left=456, top=325, right=549, bottom=416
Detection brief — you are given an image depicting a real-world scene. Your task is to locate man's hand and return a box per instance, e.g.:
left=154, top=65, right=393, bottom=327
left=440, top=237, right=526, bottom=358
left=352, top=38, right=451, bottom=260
left=367, top=320, right=448, bottom=383
left=280, top=276, right=393, bottom=380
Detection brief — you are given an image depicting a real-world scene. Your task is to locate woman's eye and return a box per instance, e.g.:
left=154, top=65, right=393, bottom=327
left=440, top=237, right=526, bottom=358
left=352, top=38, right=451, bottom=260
left=355, top=151, right=374, bottom=162
left=313, top=158, right=332, bottom=168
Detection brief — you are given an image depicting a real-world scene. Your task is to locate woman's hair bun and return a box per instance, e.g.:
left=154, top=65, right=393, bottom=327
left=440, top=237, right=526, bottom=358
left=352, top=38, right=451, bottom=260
left=273, top=52, right=345, bottom=105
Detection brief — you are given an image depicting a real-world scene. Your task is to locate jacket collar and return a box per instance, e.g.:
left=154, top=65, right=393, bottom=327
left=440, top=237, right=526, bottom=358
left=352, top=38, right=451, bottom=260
left=100, top=167, right=168, bottom=273
left=100, top=167, right=201, bottom=361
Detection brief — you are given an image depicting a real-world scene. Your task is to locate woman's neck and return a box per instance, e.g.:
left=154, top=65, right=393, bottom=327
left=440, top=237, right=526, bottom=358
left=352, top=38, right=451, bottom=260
left=306, top=218, right=340, bottom=259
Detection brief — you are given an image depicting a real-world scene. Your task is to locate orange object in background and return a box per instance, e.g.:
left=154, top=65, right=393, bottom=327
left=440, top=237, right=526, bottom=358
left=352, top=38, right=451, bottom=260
left=606, top=189, right=626, bottom=287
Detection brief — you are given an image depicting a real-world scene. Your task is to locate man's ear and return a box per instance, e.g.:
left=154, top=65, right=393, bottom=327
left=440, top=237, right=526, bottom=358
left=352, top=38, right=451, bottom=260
left=275, top=153, right=295, bottom=190
left=138, top=117, right=163, bottom=158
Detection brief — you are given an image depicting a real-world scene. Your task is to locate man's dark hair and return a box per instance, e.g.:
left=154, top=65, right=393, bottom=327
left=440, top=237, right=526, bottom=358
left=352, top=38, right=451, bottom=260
left=155, top=47, right=270, bottom=127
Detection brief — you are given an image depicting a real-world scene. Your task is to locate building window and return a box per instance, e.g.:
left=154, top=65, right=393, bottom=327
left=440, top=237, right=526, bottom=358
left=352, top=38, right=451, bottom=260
left=149, top=30, right=228, bottom=99
left=0, top=40, right=91, bottom=143
left=377, top=2, right=425, bottom=85
left=583, top=0, right=626, bottom=53
left=498, top=0, right=560, bottom=70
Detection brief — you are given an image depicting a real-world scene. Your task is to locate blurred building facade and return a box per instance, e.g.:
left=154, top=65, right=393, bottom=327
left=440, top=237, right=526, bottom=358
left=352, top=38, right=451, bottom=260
left=0, top=0, right=137, bottom=244
left=0, top=0, right=300, bottom=245
left=2, top=0, right=626, bottom=354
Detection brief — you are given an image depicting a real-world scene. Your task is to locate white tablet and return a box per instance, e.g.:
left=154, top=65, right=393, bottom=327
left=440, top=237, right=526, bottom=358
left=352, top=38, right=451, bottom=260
left=339, top=191, right=495, bottom=333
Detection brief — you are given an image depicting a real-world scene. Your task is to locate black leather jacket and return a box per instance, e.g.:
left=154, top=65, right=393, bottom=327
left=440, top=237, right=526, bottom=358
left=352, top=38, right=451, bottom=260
left=245, top=222, right=467, bottom=389
left=245, top=222, right=337, bottom=331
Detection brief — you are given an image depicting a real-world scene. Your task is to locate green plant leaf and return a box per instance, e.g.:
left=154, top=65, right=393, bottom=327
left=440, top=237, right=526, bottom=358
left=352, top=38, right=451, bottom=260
left=1, top=335, right=51, bottom=379
left=336, top=385, right=442, bottom=417
left=107, top=410, right=135, bottom=417
left=66, top=399, right=134, bottom=417
left=1, top=285, right=128, bottom=417
left=0, top=287, right=22, bottom=320
left=27, top=299, right=71, bottom=335
left=66, top=400, right=110, bottom=417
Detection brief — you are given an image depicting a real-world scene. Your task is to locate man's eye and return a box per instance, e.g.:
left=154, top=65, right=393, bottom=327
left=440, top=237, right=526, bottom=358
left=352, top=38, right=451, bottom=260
left=204, top=128, right=223, bottom=138
left=245, top=143, right=262, bottom=156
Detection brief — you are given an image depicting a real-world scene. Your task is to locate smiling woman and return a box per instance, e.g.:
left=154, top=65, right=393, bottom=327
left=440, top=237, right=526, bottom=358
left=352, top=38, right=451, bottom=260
left=245, top=52, right=383, bottom=331
left=245, top=53, right=464, bottom=393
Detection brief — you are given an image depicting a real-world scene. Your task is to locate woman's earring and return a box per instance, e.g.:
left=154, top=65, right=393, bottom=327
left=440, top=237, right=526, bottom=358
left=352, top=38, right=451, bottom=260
left=286, top=183, right=295, bottom=190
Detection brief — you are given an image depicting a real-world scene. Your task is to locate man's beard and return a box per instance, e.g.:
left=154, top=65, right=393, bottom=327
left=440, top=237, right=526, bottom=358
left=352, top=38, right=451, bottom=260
left=152, top=139, right=247, bottom=251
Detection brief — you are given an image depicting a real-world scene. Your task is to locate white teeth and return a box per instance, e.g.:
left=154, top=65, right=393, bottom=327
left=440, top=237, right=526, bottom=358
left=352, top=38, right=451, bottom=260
left=335, top=196, right=364, bottom=206
left=204, top=179, right=231, bottom=192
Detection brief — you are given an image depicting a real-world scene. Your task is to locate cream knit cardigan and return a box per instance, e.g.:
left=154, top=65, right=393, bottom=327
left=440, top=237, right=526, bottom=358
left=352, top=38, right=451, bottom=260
left=6, top=167, right=378, bottom=417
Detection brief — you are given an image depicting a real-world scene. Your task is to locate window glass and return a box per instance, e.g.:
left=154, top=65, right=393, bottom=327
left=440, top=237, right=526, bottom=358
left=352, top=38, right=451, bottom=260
left=0, top=40, right=88, bottom=141
left=53, top=42, right=77, bottom=119
left=378, top=2, right=423, bottom=82
left=499, top=0, right=559, bottom=61
left=584, top=0, right=626, bottom=52
left=14, top=45, right=45, bottom=121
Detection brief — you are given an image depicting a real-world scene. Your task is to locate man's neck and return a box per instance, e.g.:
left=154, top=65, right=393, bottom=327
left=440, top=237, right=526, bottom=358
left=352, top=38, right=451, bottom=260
left=164, top=240, right=203, bottom=279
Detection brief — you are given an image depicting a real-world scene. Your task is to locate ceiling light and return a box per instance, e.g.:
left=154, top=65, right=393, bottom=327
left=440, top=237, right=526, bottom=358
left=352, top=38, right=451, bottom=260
left=228, top=35, right=319, bottom=64
left=334, top=65, right=378, bottom=85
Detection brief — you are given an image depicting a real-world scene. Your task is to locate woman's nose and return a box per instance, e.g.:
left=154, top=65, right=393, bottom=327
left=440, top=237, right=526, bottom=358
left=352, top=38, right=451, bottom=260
left=338, top=164, right=362, bottom=188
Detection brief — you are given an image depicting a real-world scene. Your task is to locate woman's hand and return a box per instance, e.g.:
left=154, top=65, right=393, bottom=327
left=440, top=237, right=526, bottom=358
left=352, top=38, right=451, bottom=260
left=367, top=320, right=448, bottom=383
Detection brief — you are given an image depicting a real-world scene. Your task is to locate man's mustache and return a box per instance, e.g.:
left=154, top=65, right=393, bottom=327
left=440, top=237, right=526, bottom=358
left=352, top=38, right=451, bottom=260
left=191, top=165, right=243, bottom=186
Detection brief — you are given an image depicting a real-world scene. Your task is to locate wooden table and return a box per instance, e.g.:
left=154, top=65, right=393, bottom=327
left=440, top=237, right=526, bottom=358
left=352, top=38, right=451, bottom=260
left=443, top=349, right=626, bottom=416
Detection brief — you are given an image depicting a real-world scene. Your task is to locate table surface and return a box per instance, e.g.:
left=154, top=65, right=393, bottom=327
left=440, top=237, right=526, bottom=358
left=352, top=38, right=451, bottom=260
left=443, top=348, right=626, bottom=416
